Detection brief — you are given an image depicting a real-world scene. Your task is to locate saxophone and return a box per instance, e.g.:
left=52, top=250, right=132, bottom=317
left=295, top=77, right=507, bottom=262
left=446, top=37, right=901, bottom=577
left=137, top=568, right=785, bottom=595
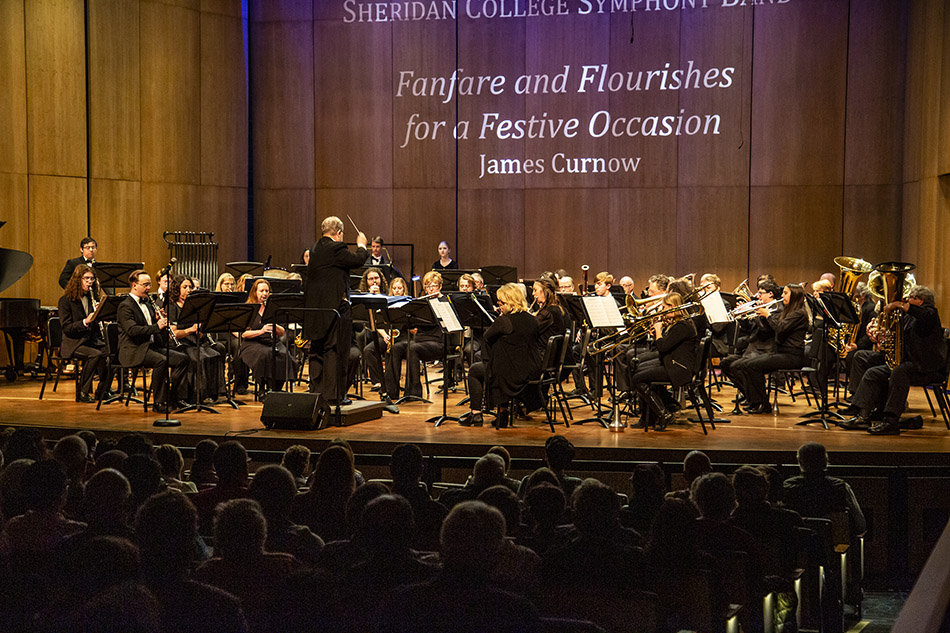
left=867, top=262, right=916, bottom=369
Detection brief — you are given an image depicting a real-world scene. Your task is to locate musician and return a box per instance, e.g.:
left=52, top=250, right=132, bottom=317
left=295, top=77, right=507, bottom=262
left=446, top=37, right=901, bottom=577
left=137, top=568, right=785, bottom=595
left=558, top=276, right=576, bottom=294
left=458, top=274, right=476, bottom=292
left=117, top=270, right=188, bottom=413
left=844, top=285, right=947, bottom=435
left=302, top=249, right=310, bottom=266
left=390, top=277, right=409, bottom=297
left=153, top=269, right=171, bottom=306
left=432, top=241, right=458, bottom=271
left=593, top=272, right=614, bottom=297
left=58, top=237, right=97, bottom=289
left=699, top=273, right=721, bottom=293
left=214, top=273, right=236, bottom=293
left=619, top=276, right=636, bottom=296
left=365, top=236, right=391, bottom=267
left=239, top=278, right=295, bottom=393
left=168, top=275, right=226, bottom=403
left=729, top=284, right=809, bottom=414
left=532, top=278, right=568, bottom=348
left=358, top=267, right=388, bottom=295
left=471, top=272, right=486, bottom=292
left=58, top=265, right=108, bottom=402
left=304, top=216, right=368, bottom=405
left=235, top=273, right=253, bottom=294
left=464, top=283, right=542, bottom=428
left=841, top=282, right=876, bottom=363
left=630, top=292, right=699, bottom=430
left=363, top=277, right=410, bottom=392
left=645, top=274, right=671, bottom=297
left=811, top=279, right=833, bottom=297
left=386, top=271, right=446, bottom=399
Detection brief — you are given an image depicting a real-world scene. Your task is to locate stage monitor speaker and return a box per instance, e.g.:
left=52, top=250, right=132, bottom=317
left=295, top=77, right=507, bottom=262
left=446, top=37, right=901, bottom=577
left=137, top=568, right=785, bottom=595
left=260, top=392, right=330, bottom=430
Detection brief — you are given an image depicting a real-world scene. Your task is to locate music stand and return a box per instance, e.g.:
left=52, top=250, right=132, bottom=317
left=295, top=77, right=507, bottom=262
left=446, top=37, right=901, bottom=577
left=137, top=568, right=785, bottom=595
left=201, top=303, right=257, bottom=409
left=351, top=294, right=401, bottom=414
left=479, top=266, right=518, bottom=285
left=423, top=296, right=464, bottom=426
left=445, top=291, right=495, bottom=406
left=574, top=295, right=626, bottom=430
left=174, top=293, right=219, bottom=414
left=91, top=295, right=135, bottom=407
left=226, top=261, right=264, bottom=279
left=798, top=293, right=854, bottom=427
left=254, top=276, right=302, bottom=295
left=388, top=300, right=439, bottom=405
left=93, top=262, right=144, bottom=295
left=261, top=293, right=304, bottom=391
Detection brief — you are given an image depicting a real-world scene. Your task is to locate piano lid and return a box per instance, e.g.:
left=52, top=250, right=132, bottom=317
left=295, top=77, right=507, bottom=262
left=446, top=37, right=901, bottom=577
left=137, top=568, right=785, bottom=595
left=0, top=248, right=33, bottom=294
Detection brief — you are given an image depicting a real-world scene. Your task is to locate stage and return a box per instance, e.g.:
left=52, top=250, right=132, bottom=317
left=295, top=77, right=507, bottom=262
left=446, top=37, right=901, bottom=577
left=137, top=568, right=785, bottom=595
left=5, top=374, right=950, bottom=467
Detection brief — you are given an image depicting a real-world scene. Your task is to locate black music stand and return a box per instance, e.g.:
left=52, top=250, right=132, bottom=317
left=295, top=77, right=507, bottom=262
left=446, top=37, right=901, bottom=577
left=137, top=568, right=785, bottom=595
left=480, top=266, right=518, bottom=285
left=388, top=300, right=438, bottom=405
left=226, top=261, right=264, bottom=280
left=422, top=297, right=464, bottom=427
left=90, top=296, right=132, bottom=407
left=254, top=276, right=302, bottom=295
left=573, top=296, right=624, bottom=430
left=261, top=293, right=304, bottom=391
left=438, top=269, right=480, bottom=288
left=560, top=295, right=596, bottom=408
left=201, top=303, right=256, bottom=409
left=798, top=293, right=854, bottom=427
left=93, top=262, right=144, bottom=296
left=351, top=294, right=401, bottom=414
left=174, top=293, right=219, bottom=414
left=445, top=291, right=495, bottom=406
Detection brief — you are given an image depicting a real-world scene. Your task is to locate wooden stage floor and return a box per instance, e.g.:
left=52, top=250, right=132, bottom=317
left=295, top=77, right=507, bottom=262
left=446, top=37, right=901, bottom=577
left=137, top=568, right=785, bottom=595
left=3, top=374, right=950, bottom=467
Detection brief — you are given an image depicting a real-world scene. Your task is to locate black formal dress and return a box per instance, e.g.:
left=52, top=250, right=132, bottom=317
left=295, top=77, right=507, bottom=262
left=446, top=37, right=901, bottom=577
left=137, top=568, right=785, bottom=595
left=467, top=311, right=542, bottom=412
left=238, top=309, right=295, bottom=388
left=536, top=304, right=568, bottom=352
left=431, top=259, right=458, bottom=271
left=57, top=293, right=109, bottom=398
left=305, top=236, right=367, bottom=402
left=116, top=295, right=188, bottom=407
left=168, top=301, right=226, bottom=401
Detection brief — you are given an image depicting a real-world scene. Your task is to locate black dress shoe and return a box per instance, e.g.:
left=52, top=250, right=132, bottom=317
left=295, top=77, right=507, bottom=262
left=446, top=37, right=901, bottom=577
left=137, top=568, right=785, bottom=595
left=838, top=415, right=870, bottom=430
left=868, top=418, right=901, bottom=435
left=655, top=411, right=676, bottom=431
left=746, top=403, right=772, bottom=415
left=77, top=393, right=96, bottom=404
left=460, top=412, right=483, bottom=427
left=152, top=403, right=173, bottom=414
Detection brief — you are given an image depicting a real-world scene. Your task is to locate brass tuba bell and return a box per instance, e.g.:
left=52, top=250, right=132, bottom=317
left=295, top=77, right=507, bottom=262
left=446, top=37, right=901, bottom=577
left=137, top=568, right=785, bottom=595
left=867, top=261, right=916, bottom=369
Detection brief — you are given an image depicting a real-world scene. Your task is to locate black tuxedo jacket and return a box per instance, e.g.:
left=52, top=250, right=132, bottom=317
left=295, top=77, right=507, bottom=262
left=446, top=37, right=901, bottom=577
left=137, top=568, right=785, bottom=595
left=117, top=295, right=164, bottom=366
left=59, top=256, right=94, bottom=289
left=58, top=294, right=101, bottom=358
left=304, top=236, right=366, bottom=339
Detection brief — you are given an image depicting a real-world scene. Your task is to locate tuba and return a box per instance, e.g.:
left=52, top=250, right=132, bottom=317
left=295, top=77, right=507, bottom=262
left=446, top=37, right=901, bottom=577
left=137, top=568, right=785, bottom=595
left=733, top=279, right=754, bottom=304
left=867, top=262, right=916, bottom=369
left=829, top=256, right=873, bottom=358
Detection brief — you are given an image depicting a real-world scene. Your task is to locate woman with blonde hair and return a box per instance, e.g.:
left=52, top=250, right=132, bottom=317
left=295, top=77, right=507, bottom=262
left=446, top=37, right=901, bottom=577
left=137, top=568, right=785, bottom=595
left=238, top=279, right=295, bottom=393
left=464, top=283, right=542, bottom=428
left=215, top=272, right=236, bottom=293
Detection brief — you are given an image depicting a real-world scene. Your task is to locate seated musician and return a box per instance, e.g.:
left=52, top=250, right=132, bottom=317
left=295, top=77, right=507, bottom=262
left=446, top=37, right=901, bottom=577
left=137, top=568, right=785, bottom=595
left=458, top=274, right=475, bottom=292
left=720, top=281, right=781, bottom=385
left=619, top=276, right=636, bottom=297
left=358, top=267, right=388, bottom=295
left=593, top=271, right=614, bottom=298
left=811, top=279, right=833, bottom=297
left=168, top=275, right=226, bottom=403
left=464, top=283, right=542, bottom=428
left=629, top=292, right=698, bottom=430
left=557, top=276, right=575, bottom=294
left=385, top=271, right=447, bottom=399
left=362, top=276, right=410, bottom=393
left=645, top=274, right=672, bottom=298
left=841, top=282, right=876, bottom=370
left=58, top=264, right=109, bottom=402
left=238, top=279, right=295, bottom=394
left=117, top=270, right=188, bottom=413
left=364, top=236, right=391, bottom=267
left=471, top=272, right=486, bottom=292
left=58, top=237, right=97, bottom=289
left=842, top=285, right=946, bottom=435
left=729, top=284, right=809, bottom=414
left=532, top=278, right=568, bottom=347
left=215, top=273, right=236, bottom=293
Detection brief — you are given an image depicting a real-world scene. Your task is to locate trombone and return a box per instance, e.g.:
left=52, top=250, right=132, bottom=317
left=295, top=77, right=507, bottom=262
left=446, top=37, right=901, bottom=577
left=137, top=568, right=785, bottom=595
left=588, top=302, right=704, bottom=360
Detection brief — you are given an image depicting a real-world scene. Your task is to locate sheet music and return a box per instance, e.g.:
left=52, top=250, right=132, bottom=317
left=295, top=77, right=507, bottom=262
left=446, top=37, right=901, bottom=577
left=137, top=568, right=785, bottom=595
left=582, top=295, right=625, bottom=328
left=429, top=298, right=464, bottom=333
left=701, top=290, right=730, bottom=324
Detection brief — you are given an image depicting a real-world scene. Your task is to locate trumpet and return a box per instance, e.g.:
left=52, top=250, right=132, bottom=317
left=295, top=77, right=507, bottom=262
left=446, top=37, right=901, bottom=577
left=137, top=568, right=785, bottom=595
left=728, top=297, right=782, bottom=320
left=588, top=302, right=704, bottom=360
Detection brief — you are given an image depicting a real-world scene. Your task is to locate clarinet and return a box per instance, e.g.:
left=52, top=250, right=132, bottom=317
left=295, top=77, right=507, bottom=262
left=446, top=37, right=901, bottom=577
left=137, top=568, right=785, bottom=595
left=150, top=295, right=181, bottom=348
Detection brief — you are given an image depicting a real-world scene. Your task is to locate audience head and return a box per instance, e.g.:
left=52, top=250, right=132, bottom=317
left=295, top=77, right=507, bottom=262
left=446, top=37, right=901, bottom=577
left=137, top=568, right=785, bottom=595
left=76, top=429, right=98, bottom=456
left=759, top=464, right=786, bottom=504
left=358, top=494, right=416, bottom=554
left=797, top=441, right=829, bottom=474
left=213, top=440, right=249, bottom=485
left=649, top=498, right=699, bottom=555
left=281, top=445, right=311, bottom=482
left=524, top=482, right=566, bottom=530
left=22, top=459, right=68, bottom=513
left=524, top=467, right=561, bottom=493
left=390, top=443, right=424, bottom=486
left=116, top=433, right=154, bottom=458
left=136, top=491, right=199, bottom=582
left=682, top=450, right=713, bottom=485
left=249, top=464, right=297, bottom=519
left=630, top=462, right=666, bottom=506
left=53, top=434, right=89, bottom=479
left=83, top=468, right=132, bottom=526
left=213, top=499, right=267, bottom=560
left=0, top=459, right=34, bottom=520
left=123, top=454, right=165, bottom=509
left=6, top=428, right=49, bottom=462
left=571, top=478, right=621, bottom=537
left=345, top=481, right=390, bottom=536
left=487, top=445, right=512, bottom=474
left=440, top=500, right=506, bottom=573
left=310, top=445, right=356, bottom=497
left=544, top=435, right=575, bottom=473
left=690, top=472, right=737, bottom=522
left=95, top=449, right=128, bottom=474
left=732, top=465, right=770, bottom=507
left=477, top=485, right=522, bottom=536
left=472, top=454, right=506, bottom=490
left=154, top=444, right=186, bottom=481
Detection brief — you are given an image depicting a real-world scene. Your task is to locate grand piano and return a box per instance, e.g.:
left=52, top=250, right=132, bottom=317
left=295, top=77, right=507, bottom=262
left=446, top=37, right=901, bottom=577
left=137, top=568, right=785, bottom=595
left=0, top=221, right=39, bottom=381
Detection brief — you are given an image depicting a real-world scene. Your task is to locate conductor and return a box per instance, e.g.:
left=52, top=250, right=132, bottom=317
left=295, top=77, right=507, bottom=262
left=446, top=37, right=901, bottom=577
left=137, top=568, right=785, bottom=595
left=305, top=216, right=367, bottom=405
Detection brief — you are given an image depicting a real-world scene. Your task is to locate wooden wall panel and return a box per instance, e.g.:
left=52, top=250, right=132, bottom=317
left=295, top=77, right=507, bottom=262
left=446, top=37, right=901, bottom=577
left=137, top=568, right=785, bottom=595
left=141, top=182, right=200, bottom=277
left=525, top=13, right=610, bottom=190
left=252, top=0, right=311, bottom=22
left=844, top=0, right=906, bottom=186
left=606, top=9, right=681, bottom=190
left=525, top=189, right=610, bottom=281
left=87, top=0, right=141, bottom=181
left=198, top=185, right=248, bottom=270
left=676, top=187, right=750, bottom=291
left=941, top=5, right=950, bottom=178
left=0, top=174, right=31, bottom=298
left=0, top=0, right=27, bottom=174
left=25, top=0, right=86, bottom=177
left=254, top=189, right=315, bottom=268
left=201, top=8, right=248, bottom=187
left=392, top=20, right=457, bottom=189
left=458, top=190, right=525, bottom=274
left=392, top=189, right=457, bottom=278
left=749, top=186, right=842, bottom=285
left=29, top=176, right=87, bottom=304
left=607, top=188, right=678, bottom=285
left=89, top=178, right=143, bottom=266
left=314, top=20, right=392, bottom=188
left=456, top=16, right=525, bottom=191
left=200, top=0, right=241, bottom=16
left=251, top=20, right=315, bottom=189
left=676, top=8, right=752, bottom=188
left=315, top=188, right=393, bottom=244
left=751, top=0, right=849, bottom=186
left=141, top=1, right=200, bottom=184
left=842, top=185, right=902, bottom=264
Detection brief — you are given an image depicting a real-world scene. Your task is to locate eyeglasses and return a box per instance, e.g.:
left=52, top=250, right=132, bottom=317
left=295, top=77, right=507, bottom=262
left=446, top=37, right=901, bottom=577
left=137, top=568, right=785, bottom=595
left=81, top=276, right=96, bottom=282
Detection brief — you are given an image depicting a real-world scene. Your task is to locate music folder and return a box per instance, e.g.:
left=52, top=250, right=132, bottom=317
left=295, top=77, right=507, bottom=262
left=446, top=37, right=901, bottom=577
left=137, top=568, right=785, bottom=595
left=582, top=295, right=625, bottom=329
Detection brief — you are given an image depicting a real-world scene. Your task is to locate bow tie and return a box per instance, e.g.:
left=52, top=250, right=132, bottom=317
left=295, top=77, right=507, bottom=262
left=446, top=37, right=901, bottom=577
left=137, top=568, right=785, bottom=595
left=139, top=297, right=150, bottom=306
